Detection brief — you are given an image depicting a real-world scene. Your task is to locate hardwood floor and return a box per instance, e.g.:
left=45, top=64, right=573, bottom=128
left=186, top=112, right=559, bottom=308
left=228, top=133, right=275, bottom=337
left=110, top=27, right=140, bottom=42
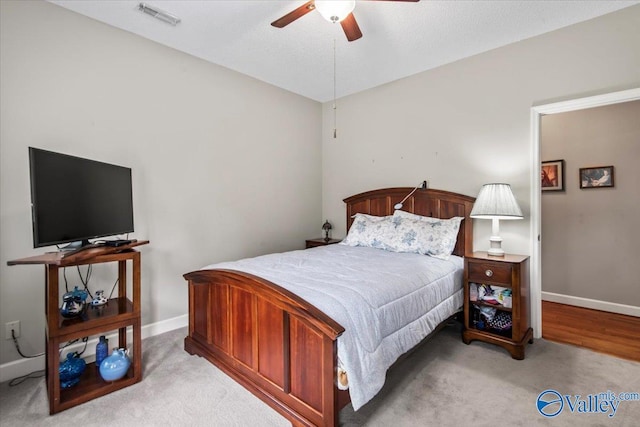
left=542, top=301, right=640, bottom=362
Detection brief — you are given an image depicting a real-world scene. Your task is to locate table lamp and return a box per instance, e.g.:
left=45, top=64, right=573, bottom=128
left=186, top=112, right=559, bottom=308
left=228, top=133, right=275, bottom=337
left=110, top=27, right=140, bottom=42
left=322, top=220, right=333, bottom=242
left=470, top=183, right=523, bottom=256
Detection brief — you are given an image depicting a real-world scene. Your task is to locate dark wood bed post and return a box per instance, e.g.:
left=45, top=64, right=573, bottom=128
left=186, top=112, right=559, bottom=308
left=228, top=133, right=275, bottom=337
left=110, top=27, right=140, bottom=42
left=184, top=188, right=475, bottom=426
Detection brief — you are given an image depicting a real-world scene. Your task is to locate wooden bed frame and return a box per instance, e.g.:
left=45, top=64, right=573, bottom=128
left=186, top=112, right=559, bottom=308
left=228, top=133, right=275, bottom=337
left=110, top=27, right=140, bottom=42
left=183, top=187, right=475, bottom=426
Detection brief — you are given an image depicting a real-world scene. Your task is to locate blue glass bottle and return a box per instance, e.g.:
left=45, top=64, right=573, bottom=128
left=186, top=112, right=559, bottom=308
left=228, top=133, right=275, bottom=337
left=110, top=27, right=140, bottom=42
left=95, top=335, right=108, bottom=367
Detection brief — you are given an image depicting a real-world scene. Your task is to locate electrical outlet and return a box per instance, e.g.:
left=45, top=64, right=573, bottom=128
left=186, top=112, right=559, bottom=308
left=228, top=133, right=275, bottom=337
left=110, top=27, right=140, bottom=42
left=5, top=321, right=20, bottom=340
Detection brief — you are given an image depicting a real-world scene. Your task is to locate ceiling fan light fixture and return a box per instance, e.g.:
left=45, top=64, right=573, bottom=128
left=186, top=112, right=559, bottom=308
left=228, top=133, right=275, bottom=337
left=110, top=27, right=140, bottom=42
left=314, top=0, right=356, bottom=23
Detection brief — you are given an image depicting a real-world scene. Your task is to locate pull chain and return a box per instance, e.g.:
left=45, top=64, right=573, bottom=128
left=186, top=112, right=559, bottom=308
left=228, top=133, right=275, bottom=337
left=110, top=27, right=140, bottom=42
left=333, top=38, right=337, bottom=139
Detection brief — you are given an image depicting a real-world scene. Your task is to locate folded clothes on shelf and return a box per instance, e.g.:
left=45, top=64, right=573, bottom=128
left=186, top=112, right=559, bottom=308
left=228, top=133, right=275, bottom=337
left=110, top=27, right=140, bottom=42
left=477, top=284, right=512, bottom=306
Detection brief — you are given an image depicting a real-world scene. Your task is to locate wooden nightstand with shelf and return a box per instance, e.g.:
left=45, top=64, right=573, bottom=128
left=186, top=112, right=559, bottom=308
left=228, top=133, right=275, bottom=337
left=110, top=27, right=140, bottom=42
left=462, top=251, right=533, bottom=360
left=305, top=238, right=341, bottom=249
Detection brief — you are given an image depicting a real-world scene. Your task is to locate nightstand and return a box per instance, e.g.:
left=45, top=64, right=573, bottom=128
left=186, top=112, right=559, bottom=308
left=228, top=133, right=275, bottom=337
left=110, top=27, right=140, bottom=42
left=462, top=251, right=533, bottom=359
left=305, top=238, right=341, bottom=249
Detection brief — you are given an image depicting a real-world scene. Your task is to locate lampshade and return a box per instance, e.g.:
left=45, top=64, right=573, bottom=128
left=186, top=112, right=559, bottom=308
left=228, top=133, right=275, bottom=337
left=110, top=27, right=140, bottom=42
left=470, top=183, right=522, bottom=256
left=314, top=0, right=356, bottom=23
left=470, top=183, right=523, bottom=219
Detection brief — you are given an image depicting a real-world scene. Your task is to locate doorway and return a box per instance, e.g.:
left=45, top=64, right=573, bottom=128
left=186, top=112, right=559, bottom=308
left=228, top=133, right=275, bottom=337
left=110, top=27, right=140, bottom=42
left=529, top=87, right=640, bottom=338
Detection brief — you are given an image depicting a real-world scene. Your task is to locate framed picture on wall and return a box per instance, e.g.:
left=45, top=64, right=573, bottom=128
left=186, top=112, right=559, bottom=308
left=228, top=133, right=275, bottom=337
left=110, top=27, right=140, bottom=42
left=541, top=160, right=565, bottom=191
left=579, top=166, right=614, bottom=189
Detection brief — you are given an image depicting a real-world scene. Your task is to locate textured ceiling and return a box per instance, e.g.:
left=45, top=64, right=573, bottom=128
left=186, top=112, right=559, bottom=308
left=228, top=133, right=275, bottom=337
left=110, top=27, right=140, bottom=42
left=49, top=0, right=638, bottom=102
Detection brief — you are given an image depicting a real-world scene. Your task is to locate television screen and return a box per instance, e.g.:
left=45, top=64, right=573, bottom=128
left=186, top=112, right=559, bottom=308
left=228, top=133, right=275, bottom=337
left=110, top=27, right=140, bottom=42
left=29, top=147, right=134, bottom=248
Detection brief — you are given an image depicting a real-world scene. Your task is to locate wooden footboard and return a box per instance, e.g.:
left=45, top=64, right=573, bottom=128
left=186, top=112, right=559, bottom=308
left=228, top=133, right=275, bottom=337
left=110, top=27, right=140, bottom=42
left=184, top=269, right=346, bottom=427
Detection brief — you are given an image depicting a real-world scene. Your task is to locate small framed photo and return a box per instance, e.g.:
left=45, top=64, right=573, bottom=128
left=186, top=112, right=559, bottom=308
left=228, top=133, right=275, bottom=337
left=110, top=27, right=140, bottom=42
left=541, top=160, right=565, bottom=192
left=579, top=166, right=614, bottom=189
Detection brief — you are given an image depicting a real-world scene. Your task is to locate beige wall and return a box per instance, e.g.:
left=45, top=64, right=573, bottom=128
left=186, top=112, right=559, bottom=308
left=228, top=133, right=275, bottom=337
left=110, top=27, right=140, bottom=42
left=2, top=0, right=639, bottom=373
left=541, top=101, right=640, bottom=306
left=0, top=1, right=321, bottom=367
left=322, top=6, right=640, bottom=258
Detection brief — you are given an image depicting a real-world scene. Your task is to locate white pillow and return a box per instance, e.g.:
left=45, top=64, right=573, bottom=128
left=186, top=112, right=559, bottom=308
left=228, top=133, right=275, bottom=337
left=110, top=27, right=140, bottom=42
left=392, top=210, right=438, bottom=222
left=392, top=210, right=464, bottom=259
left=342, top=211, right=463, bottom=260
left=340, top=213, right=394, bottom=250
left=350, top=213, right=389, bottom=222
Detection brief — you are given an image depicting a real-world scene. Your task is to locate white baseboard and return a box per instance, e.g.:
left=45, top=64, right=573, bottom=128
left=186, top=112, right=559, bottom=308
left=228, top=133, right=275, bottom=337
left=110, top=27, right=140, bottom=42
left=542, top=292, right=640, bottom=317
left=0, top=314, right=188, bottom=383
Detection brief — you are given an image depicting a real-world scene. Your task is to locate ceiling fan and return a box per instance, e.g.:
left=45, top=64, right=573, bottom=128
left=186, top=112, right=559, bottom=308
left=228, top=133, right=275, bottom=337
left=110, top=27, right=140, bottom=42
left=271, top=0, right=420, bottom=42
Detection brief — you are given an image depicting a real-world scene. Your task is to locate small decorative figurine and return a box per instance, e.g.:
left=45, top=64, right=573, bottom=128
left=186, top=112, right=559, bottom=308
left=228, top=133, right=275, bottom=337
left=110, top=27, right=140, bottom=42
left=59, top=352, right=86, bottom=388
left=91, top=290, right=108, bottom=307
left=322, top=220, right=332, bottom=242
left=60, top=286, right=89, bottom=318
left=99, top=348, right=131, bottom=382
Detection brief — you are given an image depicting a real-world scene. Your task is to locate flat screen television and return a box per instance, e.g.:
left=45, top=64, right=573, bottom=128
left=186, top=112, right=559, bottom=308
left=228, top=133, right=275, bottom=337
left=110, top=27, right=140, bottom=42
left=28, top=147, right=134, bottom=249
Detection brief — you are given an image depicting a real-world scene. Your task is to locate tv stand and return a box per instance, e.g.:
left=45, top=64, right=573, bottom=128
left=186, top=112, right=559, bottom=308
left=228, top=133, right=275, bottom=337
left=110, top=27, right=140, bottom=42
left=8, top=240, right=149, bottom=414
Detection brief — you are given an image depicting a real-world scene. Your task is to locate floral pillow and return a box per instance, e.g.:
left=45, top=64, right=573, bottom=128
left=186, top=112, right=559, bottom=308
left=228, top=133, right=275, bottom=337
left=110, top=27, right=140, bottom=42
left=341, top=211, right=463, bottom=260
left=392, top=210, right=464, bottom=259
left=340, top=213, right=394, bottom=250
left=392, top=210, right=439, bottom=223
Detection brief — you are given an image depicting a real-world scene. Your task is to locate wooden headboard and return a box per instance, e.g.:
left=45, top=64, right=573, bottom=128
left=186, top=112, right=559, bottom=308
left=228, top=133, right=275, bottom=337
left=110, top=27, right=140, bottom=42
left=343, top=187, right=475, bottom=257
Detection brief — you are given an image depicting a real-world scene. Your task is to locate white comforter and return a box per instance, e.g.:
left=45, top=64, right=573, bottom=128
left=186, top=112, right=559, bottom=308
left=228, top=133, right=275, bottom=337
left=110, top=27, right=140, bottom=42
left=202, top=244, right=463, bottom=410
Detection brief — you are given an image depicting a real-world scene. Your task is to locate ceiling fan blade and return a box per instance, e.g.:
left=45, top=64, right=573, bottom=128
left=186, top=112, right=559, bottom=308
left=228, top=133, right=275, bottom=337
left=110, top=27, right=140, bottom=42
left=271, top=1, right=316, bottom=28
left=340, top=13, right=362, bottom=42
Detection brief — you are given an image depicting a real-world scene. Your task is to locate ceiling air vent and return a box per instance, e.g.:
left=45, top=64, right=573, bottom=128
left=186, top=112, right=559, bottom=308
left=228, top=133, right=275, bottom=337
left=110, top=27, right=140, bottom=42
left=138, top=3, right=181, bottom=26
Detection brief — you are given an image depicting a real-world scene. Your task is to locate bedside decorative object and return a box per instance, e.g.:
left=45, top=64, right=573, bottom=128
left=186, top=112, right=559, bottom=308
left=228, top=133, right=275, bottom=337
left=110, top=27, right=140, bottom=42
left=59, top=352, right=86, bottom=389
left=322, top=220, right=333, bottom=241
left=99, top=348, right=131, bottom=382
left=470, top=183, right=523, bottom=257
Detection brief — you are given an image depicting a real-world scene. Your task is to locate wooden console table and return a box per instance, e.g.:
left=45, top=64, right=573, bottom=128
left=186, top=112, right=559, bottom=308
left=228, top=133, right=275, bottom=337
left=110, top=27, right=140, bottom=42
left=8, top=240, right=149, bottom=414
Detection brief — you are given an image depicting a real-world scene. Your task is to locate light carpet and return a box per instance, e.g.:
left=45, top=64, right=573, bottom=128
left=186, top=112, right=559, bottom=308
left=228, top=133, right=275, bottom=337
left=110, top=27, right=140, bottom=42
left=1, top=323, right=639, bottom=426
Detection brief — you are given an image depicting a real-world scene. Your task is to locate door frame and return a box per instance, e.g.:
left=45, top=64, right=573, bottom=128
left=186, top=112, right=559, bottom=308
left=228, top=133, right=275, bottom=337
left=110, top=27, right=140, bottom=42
left=529, top=87, right=640, bottom=338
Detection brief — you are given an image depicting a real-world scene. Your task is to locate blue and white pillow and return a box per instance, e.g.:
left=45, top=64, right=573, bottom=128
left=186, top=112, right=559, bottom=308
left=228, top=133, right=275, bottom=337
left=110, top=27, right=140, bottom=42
left=341, top=211, right=463, bottom=260
left=392, top=210, right=464, bottom=259
left=340, top=213, right=393, bottom=250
